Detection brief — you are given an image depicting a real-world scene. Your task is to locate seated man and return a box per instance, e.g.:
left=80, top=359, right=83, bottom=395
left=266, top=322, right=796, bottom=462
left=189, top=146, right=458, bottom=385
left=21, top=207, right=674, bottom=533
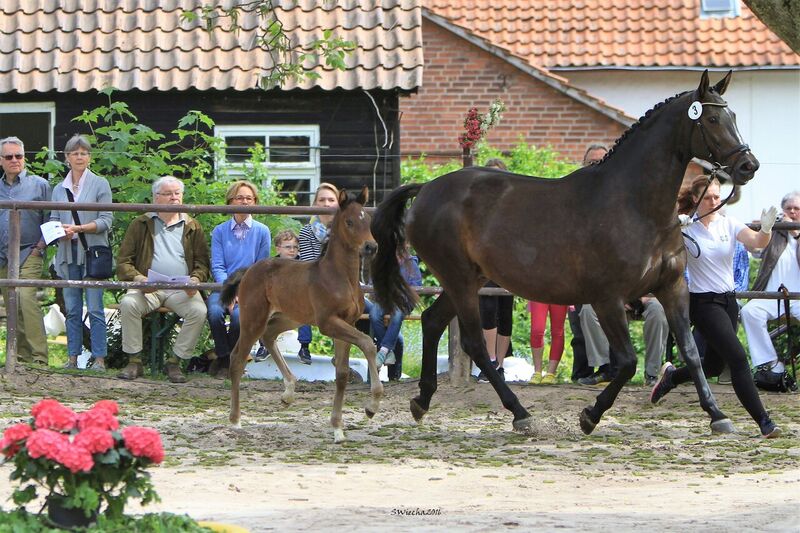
left=741, top=190, right=800, bottom=391
left=578, top=297, right=669, bottom=386
left=116, top=176, right=210, bottom=383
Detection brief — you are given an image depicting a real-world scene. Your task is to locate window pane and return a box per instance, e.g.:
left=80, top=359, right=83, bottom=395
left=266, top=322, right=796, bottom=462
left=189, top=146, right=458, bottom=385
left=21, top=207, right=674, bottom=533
left=0, top=112, right=51, bottom=157
left=224, top=136, right=263, bottom=163
left=269, top=135, right=310, bottom=163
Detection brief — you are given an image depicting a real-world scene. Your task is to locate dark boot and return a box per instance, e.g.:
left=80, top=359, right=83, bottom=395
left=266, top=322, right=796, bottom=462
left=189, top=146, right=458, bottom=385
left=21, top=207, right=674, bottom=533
left=165, top=362, right=187, bottom=383
left=213, top=356, right=230, bottom=380
left=117, top=356, right=144, bottom=381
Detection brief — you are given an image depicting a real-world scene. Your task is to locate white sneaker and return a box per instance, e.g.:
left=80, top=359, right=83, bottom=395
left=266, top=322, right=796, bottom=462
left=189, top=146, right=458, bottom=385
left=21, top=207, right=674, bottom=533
left=384, top=350, right=396, bottom=365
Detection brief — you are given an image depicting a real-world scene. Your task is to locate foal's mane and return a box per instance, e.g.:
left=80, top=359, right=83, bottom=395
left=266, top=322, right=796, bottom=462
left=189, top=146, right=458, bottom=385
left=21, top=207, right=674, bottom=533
left=597, top=89, right=696, bottom=165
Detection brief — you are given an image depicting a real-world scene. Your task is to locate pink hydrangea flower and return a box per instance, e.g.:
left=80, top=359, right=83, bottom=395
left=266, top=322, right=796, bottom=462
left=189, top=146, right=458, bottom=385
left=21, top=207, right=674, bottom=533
left=122, top=427, right=164, bottom=464
left=73, top=427, right=115, bottom=455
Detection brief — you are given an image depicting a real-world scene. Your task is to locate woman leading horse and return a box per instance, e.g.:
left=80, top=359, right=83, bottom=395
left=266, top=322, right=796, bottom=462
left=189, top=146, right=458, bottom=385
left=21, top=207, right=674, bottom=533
left=371, top=71, right=762, bottom=436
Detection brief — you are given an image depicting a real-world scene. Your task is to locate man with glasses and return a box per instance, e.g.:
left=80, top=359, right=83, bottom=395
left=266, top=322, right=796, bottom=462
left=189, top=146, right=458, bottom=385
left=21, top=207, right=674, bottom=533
left=116, top=176, right=210, bottom=383
left=0, top=136, right=51, bottom=366
left=741, top=190, right=800, bottom=391
left=206, top=180, right=271, bottom=379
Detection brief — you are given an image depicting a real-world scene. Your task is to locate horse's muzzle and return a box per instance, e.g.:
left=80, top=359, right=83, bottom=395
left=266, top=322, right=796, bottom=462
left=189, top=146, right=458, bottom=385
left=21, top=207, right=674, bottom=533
left=731, top=152, right=759, bottom=184
left=361, top=241, right=378, bottom=258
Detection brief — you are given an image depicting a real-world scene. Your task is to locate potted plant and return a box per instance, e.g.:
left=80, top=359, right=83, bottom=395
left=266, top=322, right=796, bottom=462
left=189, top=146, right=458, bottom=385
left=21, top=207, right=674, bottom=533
left=0, top=398, right=164, bottom=528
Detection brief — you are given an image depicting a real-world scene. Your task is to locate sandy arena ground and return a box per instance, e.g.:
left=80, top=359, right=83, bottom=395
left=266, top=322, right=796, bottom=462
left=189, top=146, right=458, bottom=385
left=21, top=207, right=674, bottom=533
left=1, top=367, right=798, bottom=532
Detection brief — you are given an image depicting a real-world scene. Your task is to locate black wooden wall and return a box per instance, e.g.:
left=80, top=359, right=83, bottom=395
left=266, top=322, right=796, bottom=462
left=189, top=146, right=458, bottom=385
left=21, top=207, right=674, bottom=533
left=2, top=88, right=403, bottom=205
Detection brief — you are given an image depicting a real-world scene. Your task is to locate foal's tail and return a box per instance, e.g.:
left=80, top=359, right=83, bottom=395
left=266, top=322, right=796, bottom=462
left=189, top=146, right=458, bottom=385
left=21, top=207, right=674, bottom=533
left=370, top=183, right=424, bottom=315
left=221, top=267, right=249, bottom=308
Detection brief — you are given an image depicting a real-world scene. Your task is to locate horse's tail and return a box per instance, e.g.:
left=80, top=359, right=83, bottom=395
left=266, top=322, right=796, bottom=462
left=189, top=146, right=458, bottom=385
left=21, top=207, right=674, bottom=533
left=370, top=183, right=424, bottom=314
left=221, top=267, right=249, bottom=308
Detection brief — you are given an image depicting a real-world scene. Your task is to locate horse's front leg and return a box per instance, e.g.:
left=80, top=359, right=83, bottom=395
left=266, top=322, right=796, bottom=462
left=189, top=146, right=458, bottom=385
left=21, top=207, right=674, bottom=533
left=581, top=300, right=638, bottom=434
left=654, top=283, right=733, bottom=433
left=330, top=339, right=352, bottom=443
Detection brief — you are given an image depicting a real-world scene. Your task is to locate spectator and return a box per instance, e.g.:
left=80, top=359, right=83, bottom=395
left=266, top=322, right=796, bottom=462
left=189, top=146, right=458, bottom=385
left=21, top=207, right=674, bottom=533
left=478, top=158, right=513, bottom=382
left=528, top=300, right=568, bottom=384
left=577, top=298, right=668, bottom=386
left=115, top=176, right=210, bottom=383
left=741, top=190, right=800, bottom=391
left=0, top=136, right=50, bottom=366
left=651, top=176, right=781, bottom=438
left=570, top=144, right=613, bottom=382
left=370, top=246, right=423, bottom=381
left=207, top=180, right=271, bottom=379
left=49, top=134, right=113, bottom=371
left=274, top=230, right=300, bottom=260
left=296, top=182, right=339, bottom=364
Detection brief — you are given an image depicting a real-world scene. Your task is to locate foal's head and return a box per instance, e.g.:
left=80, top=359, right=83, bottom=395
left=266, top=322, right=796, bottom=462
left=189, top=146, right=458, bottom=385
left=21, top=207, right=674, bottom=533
left=689, top=70, right=759, bottom=185
left=333, top=186, right=377, bottom=258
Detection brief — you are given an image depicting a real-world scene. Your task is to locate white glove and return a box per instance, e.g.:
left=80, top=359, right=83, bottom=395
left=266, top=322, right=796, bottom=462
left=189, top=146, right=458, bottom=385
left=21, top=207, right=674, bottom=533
left=760, top=206, right=778, bottom=234
left=678, top=214, right=693, bottom=228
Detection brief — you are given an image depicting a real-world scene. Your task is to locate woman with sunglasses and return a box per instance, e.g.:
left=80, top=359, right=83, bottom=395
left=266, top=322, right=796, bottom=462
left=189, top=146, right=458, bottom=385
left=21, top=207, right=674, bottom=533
left=207, top=180, right=271, bottom=379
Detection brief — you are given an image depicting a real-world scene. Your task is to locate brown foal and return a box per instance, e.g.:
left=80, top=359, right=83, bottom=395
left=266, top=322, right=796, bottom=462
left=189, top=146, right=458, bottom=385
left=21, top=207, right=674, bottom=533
left=221, top=187, right=379, bottom=443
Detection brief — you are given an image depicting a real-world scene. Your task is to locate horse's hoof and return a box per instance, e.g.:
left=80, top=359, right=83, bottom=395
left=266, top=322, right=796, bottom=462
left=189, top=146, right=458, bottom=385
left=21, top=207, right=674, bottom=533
left=579, top=407, right=598, bottom=435
left=512, top=416, right=534, bottom=433
left=410, top=398, right=427, bottom=422
left=365, top=407, right=376, bottom=419
left=710, top=418, right=736, bottom=434
left=333, top=428, right=346, bottom=443
left=230, top=420, right=241, bottom=429
left=280, top=393, right=295, bottom=405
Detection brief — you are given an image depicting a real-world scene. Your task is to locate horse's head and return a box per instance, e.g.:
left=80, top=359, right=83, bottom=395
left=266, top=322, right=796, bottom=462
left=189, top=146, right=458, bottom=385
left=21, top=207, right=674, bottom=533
left=689, top=70, right=759, bottom=185
left=336, top=186, right=377, bottom=258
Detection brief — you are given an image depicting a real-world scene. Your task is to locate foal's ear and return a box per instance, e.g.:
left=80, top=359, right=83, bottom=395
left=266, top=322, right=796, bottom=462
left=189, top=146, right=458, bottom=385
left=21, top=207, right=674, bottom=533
left=697, top=69, right=710, bottom=96
left=712, top=70, right=732, bottom=95
left=355, top=186, right=369, bottom=206
left=338, top=189, right=349, bottom=209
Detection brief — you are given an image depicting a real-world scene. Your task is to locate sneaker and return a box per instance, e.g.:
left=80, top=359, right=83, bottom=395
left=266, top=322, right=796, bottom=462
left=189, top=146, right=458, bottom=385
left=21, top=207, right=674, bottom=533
left=63, top=359, right=78, bottom=370
left=376, top=349, right=388, bottom=368
left=498, top=367, right=505, bottom=382
left=253, top=345, right=269, bottom=362
left=717, top=365, right=732, bottom=385
left=530, top=372, right=543, bottom=385
left=384, top=350, right=396, bottom=365
left=760, top=417, right=782, bottom=439
left=541, top=372, right=556, bottom=385
left=650, top=362, right=676, bottom=404
left=298, top=344, right=312, bottom=365
left=476, top=370, right=489, bottom=383
left=88, top=359, right=106, bottom=372
left=645, top=374, right=657, bottom=387
left=577, top=371, right=612, bottom=386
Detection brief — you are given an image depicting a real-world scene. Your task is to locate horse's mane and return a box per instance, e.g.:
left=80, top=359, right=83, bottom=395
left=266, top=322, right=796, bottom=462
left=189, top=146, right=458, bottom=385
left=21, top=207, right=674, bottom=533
left=597, top=90, right=694, bottom=165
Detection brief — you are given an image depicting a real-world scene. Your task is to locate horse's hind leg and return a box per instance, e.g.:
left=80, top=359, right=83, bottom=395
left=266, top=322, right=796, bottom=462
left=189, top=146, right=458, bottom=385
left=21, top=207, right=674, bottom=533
left=229, top=299, right=271, bottom=427
left=654, top=284, right=732, bottom=433
left=412, top=292, right=456, bottom=422
left=330, top=339, right=352, bottom=443
left=581, top=300, right=639, bottom=434
left=262, top=317, right=299, bottom=405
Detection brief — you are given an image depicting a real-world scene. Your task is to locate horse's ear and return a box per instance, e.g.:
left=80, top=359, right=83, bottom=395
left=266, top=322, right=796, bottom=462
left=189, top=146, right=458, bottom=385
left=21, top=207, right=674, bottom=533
left=338, top=189, right=349, bottom=209
left=355, top=186, right=368, bottom=205
left=697, top=69, right=710, bottom=96
left=713, top=70, right=732, bottom=95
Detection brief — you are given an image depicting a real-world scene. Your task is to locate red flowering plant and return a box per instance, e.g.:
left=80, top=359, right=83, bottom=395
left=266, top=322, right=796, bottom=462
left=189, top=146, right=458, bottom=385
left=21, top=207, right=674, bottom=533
left=458, top=99, right=506, bottom=150
left=0, top=398, right=164, bottom=520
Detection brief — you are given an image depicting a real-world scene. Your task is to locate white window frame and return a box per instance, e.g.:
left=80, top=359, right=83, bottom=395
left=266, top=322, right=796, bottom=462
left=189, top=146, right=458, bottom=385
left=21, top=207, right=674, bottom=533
left=215, top=124, right=321, bottom=201
left=0, top=101, right=56, bottom=155
left=700, top=0, right=739, bottom=18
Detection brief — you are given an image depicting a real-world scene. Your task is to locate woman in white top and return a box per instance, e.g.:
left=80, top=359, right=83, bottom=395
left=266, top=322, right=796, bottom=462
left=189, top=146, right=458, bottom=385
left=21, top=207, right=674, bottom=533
left=650, top=176, right=781, bottom=438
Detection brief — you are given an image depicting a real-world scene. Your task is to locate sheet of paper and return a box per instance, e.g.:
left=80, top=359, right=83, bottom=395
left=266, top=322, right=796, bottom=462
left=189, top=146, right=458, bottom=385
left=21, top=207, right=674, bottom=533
left=40, top=221, right=66, bottom=245
left=146, top=269, right=191, bottom=284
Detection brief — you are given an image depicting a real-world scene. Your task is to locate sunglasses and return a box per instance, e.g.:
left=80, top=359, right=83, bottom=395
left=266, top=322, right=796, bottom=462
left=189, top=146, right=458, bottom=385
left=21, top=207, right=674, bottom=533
left=2, top=154, right=24, bottom=161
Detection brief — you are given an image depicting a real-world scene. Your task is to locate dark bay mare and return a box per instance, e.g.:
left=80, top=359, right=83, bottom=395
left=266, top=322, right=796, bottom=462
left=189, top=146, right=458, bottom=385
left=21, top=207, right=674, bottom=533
left=221, top=187, right=380, bottom=443
left=371, top=71, right=759, bottom=435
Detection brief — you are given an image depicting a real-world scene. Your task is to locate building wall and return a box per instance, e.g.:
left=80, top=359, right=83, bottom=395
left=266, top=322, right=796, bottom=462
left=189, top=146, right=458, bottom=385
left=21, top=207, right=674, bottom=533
left=565, top=69, right=800, bottom=221
left=401, top=22, right=627, bottom=165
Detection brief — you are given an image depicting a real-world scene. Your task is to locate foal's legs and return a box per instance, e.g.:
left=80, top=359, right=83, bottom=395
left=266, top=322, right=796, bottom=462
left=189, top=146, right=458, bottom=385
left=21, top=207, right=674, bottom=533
left=411, top=292, right=456, bottom=422
left=262, top=316, right=299, bottom=405
left=330, top=339, right=352, bottom=443
left=654, top=284, right=732, bottom=432
left=581, top=300, right=638, bottom=434
left=229, top=301, right=271, bottom=426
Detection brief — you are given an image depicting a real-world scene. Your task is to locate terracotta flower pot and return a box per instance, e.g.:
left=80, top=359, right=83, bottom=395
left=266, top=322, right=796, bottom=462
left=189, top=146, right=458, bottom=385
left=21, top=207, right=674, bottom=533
left=47, top=495, right=98, bottom=529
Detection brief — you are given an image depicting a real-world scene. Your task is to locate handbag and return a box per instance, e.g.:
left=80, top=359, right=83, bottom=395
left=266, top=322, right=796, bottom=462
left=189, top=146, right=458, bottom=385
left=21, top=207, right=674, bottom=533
left=65, top=189, right=114, bottom=279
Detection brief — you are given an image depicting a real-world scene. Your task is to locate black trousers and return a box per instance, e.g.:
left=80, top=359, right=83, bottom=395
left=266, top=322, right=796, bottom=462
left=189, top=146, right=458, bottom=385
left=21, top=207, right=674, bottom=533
left=672, top=292, right=768, bottom=425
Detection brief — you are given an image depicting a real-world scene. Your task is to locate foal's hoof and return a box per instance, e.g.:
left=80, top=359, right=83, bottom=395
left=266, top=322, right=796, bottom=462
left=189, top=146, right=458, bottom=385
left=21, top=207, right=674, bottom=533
left=579, top=407, right=598, bottom=435
left=410, top=398, right=428, bottom=422
left=512, top=416, right=534, bottom=433
left=710, top=418, right=736, bottom=434
left=365, top=407, right=376, bottom=419
left=280, top=393, right=296, bottom=405
left=333, top=428, right=346, bottom=443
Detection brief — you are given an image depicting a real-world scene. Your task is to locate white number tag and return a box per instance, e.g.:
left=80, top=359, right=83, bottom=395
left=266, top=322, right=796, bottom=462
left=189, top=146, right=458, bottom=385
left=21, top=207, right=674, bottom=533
left=688, top=101, right=703, bottom=120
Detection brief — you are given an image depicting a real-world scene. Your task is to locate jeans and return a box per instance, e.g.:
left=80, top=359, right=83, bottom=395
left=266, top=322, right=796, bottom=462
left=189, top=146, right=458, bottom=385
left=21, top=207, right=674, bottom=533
left=63, top=259, right=106, bottom=358
left=298, top=324, right=312, bottom=345
left=365, top=299, right=405, bottom=379
left=207, top=291, right=239, bottom=359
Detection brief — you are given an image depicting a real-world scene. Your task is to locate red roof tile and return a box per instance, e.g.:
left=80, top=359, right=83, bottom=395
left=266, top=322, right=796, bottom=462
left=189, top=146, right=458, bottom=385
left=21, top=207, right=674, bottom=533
left=427, top=0, right=799, bottom=68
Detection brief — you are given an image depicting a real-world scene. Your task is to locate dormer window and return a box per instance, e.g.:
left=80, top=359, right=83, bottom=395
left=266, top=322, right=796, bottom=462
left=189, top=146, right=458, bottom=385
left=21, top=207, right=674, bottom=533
left=700, top=0, right=739, bottom=18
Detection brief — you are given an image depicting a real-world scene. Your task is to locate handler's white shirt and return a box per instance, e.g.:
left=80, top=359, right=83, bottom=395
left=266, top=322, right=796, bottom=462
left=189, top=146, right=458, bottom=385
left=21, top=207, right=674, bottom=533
left=684, top=215, right=746, bottom=293
left=765, top=236, right=800, bottom=292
